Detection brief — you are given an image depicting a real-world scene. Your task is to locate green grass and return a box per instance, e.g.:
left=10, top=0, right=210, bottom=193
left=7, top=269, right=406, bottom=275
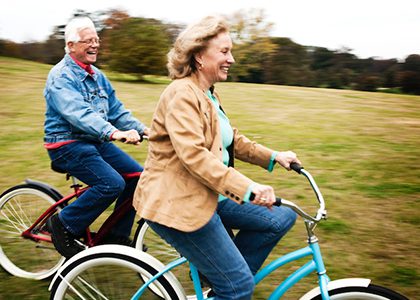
left=0, top=56, right=419, bottom=299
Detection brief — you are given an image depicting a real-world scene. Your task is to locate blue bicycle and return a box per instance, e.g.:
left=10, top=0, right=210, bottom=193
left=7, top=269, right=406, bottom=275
left=48, top=164, right=408, bottom=299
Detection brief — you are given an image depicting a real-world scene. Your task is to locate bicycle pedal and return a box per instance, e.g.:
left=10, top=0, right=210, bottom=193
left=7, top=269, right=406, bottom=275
left=75, top=239, right=88, bottom=250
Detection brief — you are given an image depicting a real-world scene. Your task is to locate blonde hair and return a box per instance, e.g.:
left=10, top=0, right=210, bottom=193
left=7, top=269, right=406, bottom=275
left=167, top=15, right=229, bottom=79
left=64, top=17, right=96, bottom=54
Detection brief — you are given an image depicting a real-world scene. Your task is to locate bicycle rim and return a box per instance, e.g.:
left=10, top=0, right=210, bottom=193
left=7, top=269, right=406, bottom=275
left=0, top=185, right=65, bottom=279
left=134, top=219, right=211, bottom=299
left=50, top=250, right=183, bottom=300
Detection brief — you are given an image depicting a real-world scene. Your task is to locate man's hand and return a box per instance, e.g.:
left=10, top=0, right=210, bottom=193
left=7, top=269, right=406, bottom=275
left=112, top=129, right=142, bottom=145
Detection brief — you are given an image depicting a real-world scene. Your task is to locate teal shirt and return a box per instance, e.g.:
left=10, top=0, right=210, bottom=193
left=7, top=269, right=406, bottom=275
left=206, top=90, right=233, bottom=167
left=207, top=90, right=277, bottom=203
left=207, top=90, right=234, bottom=201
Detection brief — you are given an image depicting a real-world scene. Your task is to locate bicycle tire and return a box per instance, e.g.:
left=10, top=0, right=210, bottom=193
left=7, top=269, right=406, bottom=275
left=0, top=184, right=65, bottom=279
left=49, top=245, right=185, bottom=300
left=134, top=219, right=211, bottom=300
left=306, top=283, right=409, bottom=300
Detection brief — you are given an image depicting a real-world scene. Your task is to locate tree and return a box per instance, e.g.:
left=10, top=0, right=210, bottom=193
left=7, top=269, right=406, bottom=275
left=399, top=54, right=420, bottom=94
left=102, top=9, right=130, bottom=29
left=228, top=9, right=275, bottom=83
left=101, top=17, right=171, bottom=79
left=264, top=37, right=312, bottom=86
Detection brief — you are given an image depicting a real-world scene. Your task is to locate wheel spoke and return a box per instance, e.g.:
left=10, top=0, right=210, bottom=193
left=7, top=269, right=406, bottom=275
left=5, top=198, right=31, bottom=228
left=2, top=207, right=27, bottom=232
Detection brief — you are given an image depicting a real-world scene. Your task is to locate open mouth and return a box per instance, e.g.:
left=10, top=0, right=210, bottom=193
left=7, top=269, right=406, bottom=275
left=221, top=66, right=230, bottom=73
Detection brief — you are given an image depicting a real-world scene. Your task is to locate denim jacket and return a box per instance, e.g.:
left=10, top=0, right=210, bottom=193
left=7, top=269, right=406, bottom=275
left=44, top=54, right=146, bottom=143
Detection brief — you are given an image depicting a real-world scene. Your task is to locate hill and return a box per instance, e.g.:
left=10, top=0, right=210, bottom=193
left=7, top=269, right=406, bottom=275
left=0, top=56, right=418, bottom=299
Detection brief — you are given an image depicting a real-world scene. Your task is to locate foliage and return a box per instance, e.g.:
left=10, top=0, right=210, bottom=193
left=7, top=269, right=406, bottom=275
left=100, top=17, right=171, bottom=79
left=228, top=9, right=276, bottom=83
left=398, top=54, right=420, bottom=94
left=0, top=9, right=419, bottom=93
left=264, top=37, right=313, bottom=86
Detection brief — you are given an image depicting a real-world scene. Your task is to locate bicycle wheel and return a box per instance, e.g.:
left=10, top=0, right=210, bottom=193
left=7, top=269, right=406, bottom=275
left=134, top=219, right=211, bottom=299
left=50, top=245, right=185, bottom=300
left=0, top=184, right=65, bottom=279
left=307, top=284, right=409, bottom=300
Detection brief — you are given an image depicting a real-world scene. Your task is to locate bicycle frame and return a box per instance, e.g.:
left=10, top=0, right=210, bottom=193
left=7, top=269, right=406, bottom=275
left=21, top=185, right=88, bottom=243
left=20, top=173, right=139, bottom=247
left=130, top=235, right=331, bottom=300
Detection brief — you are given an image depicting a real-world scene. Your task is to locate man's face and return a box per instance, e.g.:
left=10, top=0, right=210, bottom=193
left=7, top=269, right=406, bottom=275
left=68, top=27, right=99, bottom=64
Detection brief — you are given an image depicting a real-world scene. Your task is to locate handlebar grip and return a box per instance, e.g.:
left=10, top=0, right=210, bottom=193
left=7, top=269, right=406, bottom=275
left=247, top=194, right=282, bottom=206
left=249, top=193, right=255, bottom=201
left=290, top=162, right=303, bottom=174
left=120, top=135, right=148, bottom=144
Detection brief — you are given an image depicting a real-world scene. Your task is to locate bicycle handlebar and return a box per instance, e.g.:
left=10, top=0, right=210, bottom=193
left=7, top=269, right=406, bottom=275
left=275, top=163, right=327, bottom=223
left=120, top=134, right=149, bottom=144
left=251, top=162, right=326, bottom=223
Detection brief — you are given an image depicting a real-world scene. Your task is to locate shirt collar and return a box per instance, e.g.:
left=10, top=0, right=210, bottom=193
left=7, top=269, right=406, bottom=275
left=70, top=54, right=95, bottom=75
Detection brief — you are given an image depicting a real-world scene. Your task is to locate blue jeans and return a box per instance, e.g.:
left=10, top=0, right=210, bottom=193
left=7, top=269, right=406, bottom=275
left=147, top=199, right=296, bottom=300
left=48, top=141, right=143, bottom=237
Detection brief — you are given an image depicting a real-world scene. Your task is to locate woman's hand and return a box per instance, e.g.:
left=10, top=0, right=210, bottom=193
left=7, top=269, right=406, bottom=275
left=275, top=151, right=301, bottom=170
left=112, top=129, right=142, bottom=145
left=251, top=183, right=276, bottom=208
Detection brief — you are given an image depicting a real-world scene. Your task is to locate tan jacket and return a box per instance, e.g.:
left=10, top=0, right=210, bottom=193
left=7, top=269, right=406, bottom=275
left=133, top=75, right=274, bottom=232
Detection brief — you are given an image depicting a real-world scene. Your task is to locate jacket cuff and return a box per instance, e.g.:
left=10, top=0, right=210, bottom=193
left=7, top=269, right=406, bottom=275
left=243, top=182, right=257, bottom=203
left=267, top=151, right=278, bottom=172
left=110, top=130, right=119, bottom=141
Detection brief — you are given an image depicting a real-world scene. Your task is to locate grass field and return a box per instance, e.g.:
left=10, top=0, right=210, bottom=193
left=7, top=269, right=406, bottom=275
left=0, top=56, right=418, bottom=299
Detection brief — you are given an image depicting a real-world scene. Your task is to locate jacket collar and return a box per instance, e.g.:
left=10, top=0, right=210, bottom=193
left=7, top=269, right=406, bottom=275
left=70, top=54, right=95, bottom=75
left=188, top=73, right=219, bottom=103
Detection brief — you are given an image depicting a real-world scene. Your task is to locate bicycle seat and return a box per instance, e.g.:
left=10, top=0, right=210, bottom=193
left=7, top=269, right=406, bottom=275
left=50, top=161, right=68, bottom=174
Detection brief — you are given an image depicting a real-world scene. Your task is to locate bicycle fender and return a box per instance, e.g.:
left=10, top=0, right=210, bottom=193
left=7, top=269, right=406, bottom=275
left=24, top=178, right=63, bottom=200
left=300, top=278, right=372, bottom=300
left=48, top=245, right=184, bottom=293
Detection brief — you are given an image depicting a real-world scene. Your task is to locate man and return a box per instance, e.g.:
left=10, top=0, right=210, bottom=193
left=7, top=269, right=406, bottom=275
left=44, top=16, right=149, bottom=258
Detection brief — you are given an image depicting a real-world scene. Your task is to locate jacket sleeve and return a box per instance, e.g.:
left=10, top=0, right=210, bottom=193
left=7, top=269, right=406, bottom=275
left=104, top=78, right=147, bottom=135
left=165, top=87, right=254, bottom=203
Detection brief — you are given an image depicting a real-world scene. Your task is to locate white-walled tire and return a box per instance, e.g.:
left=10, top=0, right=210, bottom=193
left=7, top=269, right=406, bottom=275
left=0, top=185, right=65, bottom=279
left=49, top=245, right=185, bottom=300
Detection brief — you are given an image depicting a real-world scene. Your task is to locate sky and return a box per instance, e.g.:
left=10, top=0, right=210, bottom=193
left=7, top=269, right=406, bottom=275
left=0, top=0, right=419, bottom=61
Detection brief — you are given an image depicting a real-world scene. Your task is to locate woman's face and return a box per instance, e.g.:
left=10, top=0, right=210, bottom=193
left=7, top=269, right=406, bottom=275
left=197, top=32, right=235, bottom=85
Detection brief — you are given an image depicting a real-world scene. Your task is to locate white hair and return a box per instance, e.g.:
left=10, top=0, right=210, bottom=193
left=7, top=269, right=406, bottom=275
left=64, top=17, right=96, bottom=53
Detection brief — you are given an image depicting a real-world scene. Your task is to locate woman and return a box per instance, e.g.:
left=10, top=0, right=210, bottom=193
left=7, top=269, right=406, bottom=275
left=133, top=15, right=300, bottom=299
